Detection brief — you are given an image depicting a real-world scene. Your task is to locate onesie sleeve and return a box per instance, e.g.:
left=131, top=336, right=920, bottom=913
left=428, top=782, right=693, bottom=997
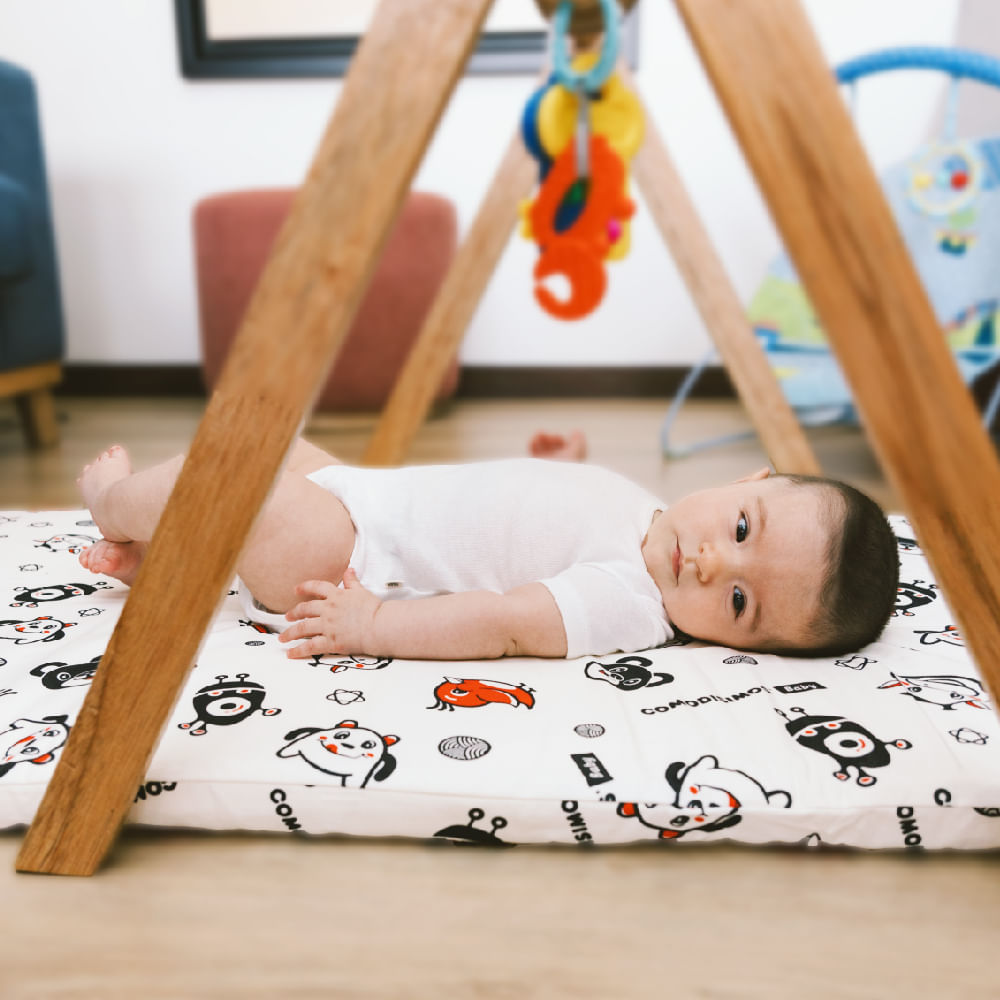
left=539, top=562, right=672, bottom=659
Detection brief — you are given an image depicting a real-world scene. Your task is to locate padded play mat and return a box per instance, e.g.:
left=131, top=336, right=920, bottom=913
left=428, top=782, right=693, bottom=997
left=1, top=509, right=999, bottom=851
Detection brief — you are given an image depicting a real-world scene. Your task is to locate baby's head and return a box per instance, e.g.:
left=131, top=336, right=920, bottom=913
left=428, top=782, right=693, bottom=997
left=642, top=469, right=899, bottom=657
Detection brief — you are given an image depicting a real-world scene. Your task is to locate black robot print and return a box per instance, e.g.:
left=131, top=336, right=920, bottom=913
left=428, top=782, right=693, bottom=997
left=178, top=674, right=281, bottom=736
left=11, top=581, right=111, bottom=608
left=894, top=580, right=938, bottom=617
left=777, top=707, right=911, bottom=786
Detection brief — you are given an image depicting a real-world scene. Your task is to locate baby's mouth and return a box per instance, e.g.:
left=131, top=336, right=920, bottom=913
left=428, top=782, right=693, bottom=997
left=673, top=541, right=682, bottom=583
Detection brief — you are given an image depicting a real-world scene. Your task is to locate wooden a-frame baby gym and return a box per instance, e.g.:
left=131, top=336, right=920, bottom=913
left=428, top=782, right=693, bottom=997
left=15, top=0, right=1000, bottom=875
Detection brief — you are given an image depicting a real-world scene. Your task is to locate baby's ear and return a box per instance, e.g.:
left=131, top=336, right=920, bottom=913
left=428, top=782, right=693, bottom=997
left=733, top=467, right=771, bottom=484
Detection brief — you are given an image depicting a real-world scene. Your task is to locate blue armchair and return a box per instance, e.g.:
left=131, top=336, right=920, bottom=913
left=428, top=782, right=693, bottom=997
left=0, top=58, right=64, bottom=447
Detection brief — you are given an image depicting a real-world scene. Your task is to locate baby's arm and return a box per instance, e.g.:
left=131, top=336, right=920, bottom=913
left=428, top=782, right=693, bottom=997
left=279, top=569, right=568, bottom=660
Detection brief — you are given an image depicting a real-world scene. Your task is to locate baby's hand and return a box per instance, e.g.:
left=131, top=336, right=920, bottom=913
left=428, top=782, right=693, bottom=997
left=279, top=569, right=381, bottom=658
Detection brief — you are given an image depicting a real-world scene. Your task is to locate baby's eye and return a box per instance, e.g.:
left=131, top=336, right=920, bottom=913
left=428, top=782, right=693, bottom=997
left=736, top=513, right=749, bottom=543
left=733, top=587, right=746, bottom=619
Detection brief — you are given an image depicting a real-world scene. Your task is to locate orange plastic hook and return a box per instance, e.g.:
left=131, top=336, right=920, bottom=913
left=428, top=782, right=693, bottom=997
left=529, top=134, right=632, bottom=255
left=534, top=239, right=607, bottom=320
left=528, top=134, right=634, bottom=319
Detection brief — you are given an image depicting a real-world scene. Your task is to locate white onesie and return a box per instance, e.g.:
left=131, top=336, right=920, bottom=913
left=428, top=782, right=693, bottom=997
left=241, top=457, right=673, bottom=658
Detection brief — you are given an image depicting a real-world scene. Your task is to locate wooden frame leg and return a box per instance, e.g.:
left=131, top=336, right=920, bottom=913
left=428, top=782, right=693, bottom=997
left=675, top=0, right=1000, bottom=702
left=627, top=67, right=820, bottom=475
left=15, top=388, right=60, bottom=449
left=0, top=361, right=62, bottom=449
left=363, top=127, right=538, bottom=466
left=16, top=0, right=494, bottom=876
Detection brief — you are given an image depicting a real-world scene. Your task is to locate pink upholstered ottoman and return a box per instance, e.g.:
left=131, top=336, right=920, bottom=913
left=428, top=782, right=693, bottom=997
left=194, top=189, right=458, bottom=411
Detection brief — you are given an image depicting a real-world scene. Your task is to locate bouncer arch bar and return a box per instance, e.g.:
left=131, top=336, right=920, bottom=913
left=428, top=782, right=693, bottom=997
left=835, top=45, right=1000, bottom=87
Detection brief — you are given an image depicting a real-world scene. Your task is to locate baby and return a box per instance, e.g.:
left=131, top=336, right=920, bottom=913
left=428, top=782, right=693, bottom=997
left=76, top=436, right=898, bottom=661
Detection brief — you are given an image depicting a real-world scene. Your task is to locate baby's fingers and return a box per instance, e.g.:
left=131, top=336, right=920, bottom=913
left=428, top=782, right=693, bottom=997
left=294, top=579, right=338, bottom=601
left=284, top=635, right=339, bottom=659
left=278, top=618, right=322, bottom=644
left=284, top=598, right=331, bottom=623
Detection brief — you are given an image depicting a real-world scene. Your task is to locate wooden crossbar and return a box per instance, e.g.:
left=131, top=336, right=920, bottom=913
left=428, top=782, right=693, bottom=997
left=15, top=0, right=494, bottom=876
left=675, top=0, right=1000, bottom=704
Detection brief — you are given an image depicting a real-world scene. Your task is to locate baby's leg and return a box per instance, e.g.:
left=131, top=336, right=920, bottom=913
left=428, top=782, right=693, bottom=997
left=78, top=440, right=354, bottom=612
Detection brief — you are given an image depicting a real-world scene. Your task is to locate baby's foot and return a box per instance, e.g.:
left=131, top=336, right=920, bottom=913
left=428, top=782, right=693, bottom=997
left=79, top=539, right=148, bottom=587
left=77, top=445, right=132, bottom=542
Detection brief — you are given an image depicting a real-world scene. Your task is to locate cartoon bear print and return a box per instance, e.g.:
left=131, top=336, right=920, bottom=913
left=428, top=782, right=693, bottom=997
left=277, top=719, right=400, bottom=788
left=616, top=754, right=792, bottom=841
left=11, top=582, right=111, bottom=608
left=429, top=676, right=535, bottom=711
left=31, top=655, right=101, bottom=689
left=777, top=706, right=912, bottom=786
left=0, top=715, right=71, bottom=778
left=178, top=673, right=282, bottom=735
left=34, top=534, right=97, bottom=555
left=584, top=654, right=674, bottom=692
left=878, top=672, right=989, bottom=711
left=0, top=616, right=76, bottom=645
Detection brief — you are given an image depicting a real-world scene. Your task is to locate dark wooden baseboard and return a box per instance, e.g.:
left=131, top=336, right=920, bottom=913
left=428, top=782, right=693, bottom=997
left=56, top=364, right=736, bottom=399
left=58, top=365, right=208, bottom=397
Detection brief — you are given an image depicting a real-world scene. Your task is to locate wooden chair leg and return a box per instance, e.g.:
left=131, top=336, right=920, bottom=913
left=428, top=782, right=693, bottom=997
left=15, top=387, right=60, bottom=449
left=15, top=0, right=494, bottom=877
left=676, top=0, right=1000, bottom=702
left=363, top=127, right=538, bottom=466
left=627, top=67, right=820, bottom=475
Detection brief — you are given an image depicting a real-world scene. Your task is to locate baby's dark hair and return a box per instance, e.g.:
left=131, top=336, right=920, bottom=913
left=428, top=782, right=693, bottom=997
left=768, top=475, right=899, bottom=658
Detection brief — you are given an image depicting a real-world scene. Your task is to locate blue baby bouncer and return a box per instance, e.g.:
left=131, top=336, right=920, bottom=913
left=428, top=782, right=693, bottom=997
left=662, top=46, right=1000, bottom=456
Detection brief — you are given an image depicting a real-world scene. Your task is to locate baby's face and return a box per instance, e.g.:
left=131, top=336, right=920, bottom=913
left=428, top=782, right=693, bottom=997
left=642, top=472, right=831, bottom=652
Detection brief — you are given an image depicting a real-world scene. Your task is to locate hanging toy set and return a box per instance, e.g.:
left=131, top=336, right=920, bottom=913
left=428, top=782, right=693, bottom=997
left=520, top=0, right=643, bottom=320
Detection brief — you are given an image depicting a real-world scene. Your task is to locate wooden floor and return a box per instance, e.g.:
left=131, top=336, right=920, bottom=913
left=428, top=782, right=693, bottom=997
left=2, top=395, right=997, bottom=1000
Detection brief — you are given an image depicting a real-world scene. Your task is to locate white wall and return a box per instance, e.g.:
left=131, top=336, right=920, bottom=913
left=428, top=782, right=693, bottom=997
left=0, top=0, right=958, bottom=367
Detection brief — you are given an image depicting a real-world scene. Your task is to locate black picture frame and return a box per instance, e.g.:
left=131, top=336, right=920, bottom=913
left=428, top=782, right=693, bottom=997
left=174, top=0, right=638, bottom=80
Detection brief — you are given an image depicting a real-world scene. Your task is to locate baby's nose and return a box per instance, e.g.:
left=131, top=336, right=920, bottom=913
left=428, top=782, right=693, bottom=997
left=695, top=541, right=724, bottom=583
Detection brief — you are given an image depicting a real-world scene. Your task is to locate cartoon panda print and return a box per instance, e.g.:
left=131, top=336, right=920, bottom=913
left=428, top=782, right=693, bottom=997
left=878, top=672, right=989, bottom=711
left=34, top=534, right=97, bottom=555
left=0, top=715, right=71, bottom=778
left=0, top=617, right=77, bottom=645
left=277, top=719, right=400, bottom=788
left=777, top=707, right=911, bottom=786
left=616, top=754, right=791, bottom=841
left=308, top=654, right=392, bottom=674
left=914, top=625, right=965, bottom=648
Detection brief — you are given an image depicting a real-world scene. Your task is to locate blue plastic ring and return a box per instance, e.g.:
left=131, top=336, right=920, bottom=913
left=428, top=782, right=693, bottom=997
left=552, top=0, right=620, bottom=92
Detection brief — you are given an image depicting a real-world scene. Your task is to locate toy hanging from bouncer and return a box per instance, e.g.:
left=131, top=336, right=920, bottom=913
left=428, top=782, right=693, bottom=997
left=521, top=0, right=644, bottom=320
